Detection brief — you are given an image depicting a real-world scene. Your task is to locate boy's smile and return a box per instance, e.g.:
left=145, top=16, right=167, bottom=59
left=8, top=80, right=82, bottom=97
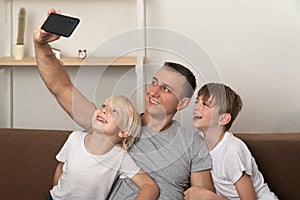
left=92, top=99, right=123, bottom=136
left=96, top=115, right=107, bottom=123
left=192, top=96, right=221, bottom=133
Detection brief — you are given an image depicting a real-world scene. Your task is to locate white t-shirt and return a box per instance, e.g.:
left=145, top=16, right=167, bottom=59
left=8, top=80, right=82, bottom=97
left=210, top=131, right=278, bottom=200
left=50, top=131, right=140, bottom=200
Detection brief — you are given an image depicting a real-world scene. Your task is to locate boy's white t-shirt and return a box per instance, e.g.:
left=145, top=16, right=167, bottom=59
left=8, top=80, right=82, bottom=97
left=50, top=131, right=140, bottom=200
left=210, top=131, right=278, bottom=200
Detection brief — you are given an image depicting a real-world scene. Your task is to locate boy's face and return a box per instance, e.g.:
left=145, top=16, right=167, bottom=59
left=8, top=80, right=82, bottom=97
left=145, top=67, right=187, bottom=120
left=192, top=95, right=222, bottom=133
left=92, top=98, right=123, bottom=135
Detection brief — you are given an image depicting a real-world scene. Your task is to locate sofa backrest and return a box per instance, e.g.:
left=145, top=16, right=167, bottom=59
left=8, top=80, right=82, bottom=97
left=0, top=128, right=71, bottom=200
left=235, top=133, right=300, bottom=200
left=0, top=129, right=299, bottom=200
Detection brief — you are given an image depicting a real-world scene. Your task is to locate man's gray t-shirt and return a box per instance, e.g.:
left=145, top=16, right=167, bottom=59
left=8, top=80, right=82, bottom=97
left=109, top=121, right=211, bottom=199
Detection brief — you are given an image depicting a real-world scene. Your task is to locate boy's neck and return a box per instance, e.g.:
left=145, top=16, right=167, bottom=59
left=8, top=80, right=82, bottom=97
left=84, top=131, right=120, bottom=155
left=203, top=128, right=226, bottom=150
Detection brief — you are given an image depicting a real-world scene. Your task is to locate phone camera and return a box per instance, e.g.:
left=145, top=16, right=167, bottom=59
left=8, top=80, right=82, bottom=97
left=69, top=19, right=75, bottom=24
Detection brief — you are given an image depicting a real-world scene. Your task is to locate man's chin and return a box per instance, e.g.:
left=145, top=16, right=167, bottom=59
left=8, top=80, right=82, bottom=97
left=147, top=109, right=167, bottom=119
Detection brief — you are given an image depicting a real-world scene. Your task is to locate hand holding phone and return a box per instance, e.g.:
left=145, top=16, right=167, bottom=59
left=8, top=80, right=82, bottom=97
left=41, top=13, right=80, bottom=37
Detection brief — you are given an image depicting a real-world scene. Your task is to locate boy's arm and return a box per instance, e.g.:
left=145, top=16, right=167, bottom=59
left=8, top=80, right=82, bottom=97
left=235, top=172, right=256, bottom=200
left=130, top=170, right=159, bottom=200
left=52, top=162, right=64, bottom=186
left=33, top=9, right=95, bottom=130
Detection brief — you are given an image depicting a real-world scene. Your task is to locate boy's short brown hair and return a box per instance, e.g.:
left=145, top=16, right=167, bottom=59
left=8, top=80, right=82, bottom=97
left=198, top=83, right=243, bottom=131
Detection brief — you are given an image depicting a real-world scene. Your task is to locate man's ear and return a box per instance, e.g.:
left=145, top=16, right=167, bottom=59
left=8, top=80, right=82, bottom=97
left=118, top=131, right=131, bottom=138
left=177, top=98, right=191, bottom=111
left=218, top=113, right=231, bottom=126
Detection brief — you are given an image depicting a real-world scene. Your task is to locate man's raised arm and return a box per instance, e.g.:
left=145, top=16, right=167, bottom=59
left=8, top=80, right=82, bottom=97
left=33, top=8, right=95, bottom=130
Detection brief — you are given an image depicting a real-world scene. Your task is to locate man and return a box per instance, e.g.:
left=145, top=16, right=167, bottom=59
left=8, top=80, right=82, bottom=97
left=34, top=9, right=214, bottom=199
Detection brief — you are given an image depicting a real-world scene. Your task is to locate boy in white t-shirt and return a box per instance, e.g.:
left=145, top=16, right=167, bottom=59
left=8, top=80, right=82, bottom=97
left=46, top=95, right=159, bottom=200
left=184, top=83, right=278, bottom=200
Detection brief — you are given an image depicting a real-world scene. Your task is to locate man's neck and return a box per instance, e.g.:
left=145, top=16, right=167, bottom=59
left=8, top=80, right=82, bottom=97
left=142, top=113, right=174, bottom=132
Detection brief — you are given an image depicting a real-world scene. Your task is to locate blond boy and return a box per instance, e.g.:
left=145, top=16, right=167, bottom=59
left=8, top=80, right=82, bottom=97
left=47, top=95, right=159, bottom=200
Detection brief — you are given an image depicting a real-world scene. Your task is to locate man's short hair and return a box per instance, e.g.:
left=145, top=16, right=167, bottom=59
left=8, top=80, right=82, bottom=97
left=163, top=62, right=197, bottom=98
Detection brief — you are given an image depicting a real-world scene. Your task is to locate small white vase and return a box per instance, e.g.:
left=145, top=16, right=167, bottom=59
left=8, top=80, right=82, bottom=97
left=14, top=44, right=25, bottom=60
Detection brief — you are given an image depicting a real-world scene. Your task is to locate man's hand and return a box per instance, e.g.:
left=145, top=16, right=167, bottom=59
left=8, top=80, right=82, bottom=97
left=184, top=186, right=227, bottom=200
left=33, top=8, right=61, bottom=45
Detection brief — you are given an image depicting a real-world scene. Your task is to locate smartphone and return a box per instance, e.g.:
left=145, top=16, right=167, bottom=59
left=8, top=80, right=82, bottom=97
left=41, top=13, right=80, bottom=37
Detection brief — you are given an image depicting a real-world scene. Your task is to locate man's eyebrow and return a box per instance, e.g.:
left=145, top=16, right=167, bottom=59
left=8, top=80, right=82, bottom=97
left=152, top=76, right=175, bottom=91
left=152, top=77, right=158, bottom=82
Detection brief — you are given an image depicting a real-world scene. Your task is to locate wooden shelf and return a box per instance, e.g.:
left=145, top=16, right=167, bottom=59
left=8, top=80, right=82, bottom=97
left=0, top=56, right=137, bottom=67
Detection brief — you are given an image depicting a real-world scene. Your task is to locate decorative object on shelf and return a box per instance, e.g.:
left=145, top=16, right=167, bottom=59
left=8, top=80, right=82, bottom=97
left=14, top=7, right=26, bottom=60
left=51, top=48, right=61, bottom=59
left=78, top=49, right=87, bottom=60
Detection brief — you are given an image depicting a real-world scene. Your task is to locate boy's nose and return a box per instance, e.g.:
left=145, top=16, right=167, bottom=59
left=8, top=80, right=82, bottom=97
left=99, top=107, right=106, bottom=114
left=193, top=104, right=199, bottom=111
left=194, top=103, right=202, bottom=110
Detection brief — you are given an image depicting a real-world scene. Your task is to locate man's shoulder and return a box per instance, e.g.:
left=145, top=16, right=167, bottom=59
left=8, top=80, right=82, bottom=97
left=174, top=122, right=200, bottom=137
left=170, top=122, right=207, bottom=149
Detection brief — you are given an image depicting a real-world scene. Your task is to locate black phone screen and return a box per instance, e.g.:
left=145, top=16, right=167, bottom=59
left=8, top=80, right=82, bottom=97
left=41, top=13, right=80, bottom=37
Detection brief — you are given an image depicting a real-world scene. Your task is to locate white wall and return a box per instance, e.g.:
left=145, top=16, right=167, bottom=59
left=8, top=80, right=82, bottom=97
left=11, top=0, right=137, bottom=57
left=0, top=1, right=5, bottom=56
left=1, top=0, right=137, bottom=130
left=144, top=0, right=300, bottom=133
left=1, top=0, right=299, bottom=133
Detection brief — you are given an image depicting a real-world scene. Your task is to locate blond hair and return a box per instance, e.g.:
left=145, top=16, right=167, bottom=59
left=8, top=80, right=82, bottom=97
left=106, top=95, right=141, bottom=151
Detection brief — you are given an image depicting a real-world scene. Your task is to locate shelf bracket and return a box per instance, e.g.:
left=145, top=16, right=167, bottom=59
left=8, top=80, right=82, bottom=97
left=136, top=0, right=145, bottom=112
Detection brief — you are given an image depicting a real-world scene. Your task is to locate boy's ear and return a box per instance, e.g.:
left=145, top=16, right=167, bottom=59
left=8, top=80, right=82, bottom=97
left=118, top=131, right=131, bottom=138
left=177, top=98, right=191, bottom=111
left=218, top=113, right=231, bottom=126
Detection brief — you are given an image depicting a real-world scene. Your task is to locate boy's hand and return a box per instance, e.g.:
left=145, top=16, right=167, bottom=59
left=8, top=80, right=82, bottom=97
left=33, top=8, right=61, bottom=45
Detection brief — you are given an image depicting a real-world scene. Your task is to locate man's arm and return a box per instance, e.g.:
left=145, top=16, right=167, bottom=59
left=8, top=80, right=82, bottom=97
left=183, top=167, right=227, bottom=200
left=184, top=186, right=228, bottom=200
left=184, top=172, right=256, bottom=200
left=33, top=8, right=95, bottom=130
left=190, top=170, right=215, bottom=192
left=131, top=170, right=159, bottom=200
left=185, top=171, right=225, bottom=200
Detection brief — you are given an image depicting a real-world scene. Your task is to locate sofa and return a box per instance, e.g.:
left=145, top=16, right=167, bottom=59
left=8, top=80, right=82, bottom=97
left=0, top=128, right=299, bottom=200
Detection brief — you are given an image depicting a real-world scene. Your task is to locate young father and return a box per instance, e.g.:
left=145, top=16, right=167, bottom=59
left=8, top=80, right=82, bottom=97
left=34, top=8, right=214, bottom=199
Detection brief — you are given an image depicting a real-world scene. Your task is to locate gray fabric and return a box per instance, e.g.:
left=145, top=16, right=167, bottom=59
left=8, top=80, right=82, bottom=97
left=108, top=121, right=211, bottom=199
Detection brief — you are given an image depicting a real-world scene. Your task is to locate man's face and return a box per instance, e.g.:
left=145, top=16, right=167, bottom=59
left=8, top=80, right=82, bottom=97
left=145, top=67, right=187, bottom=119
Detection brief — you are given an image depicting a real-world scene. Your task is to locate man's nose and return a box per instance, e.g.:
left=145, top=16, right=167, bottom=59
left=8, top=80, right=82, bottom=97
left=149, top=84, right=161, bottom=96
